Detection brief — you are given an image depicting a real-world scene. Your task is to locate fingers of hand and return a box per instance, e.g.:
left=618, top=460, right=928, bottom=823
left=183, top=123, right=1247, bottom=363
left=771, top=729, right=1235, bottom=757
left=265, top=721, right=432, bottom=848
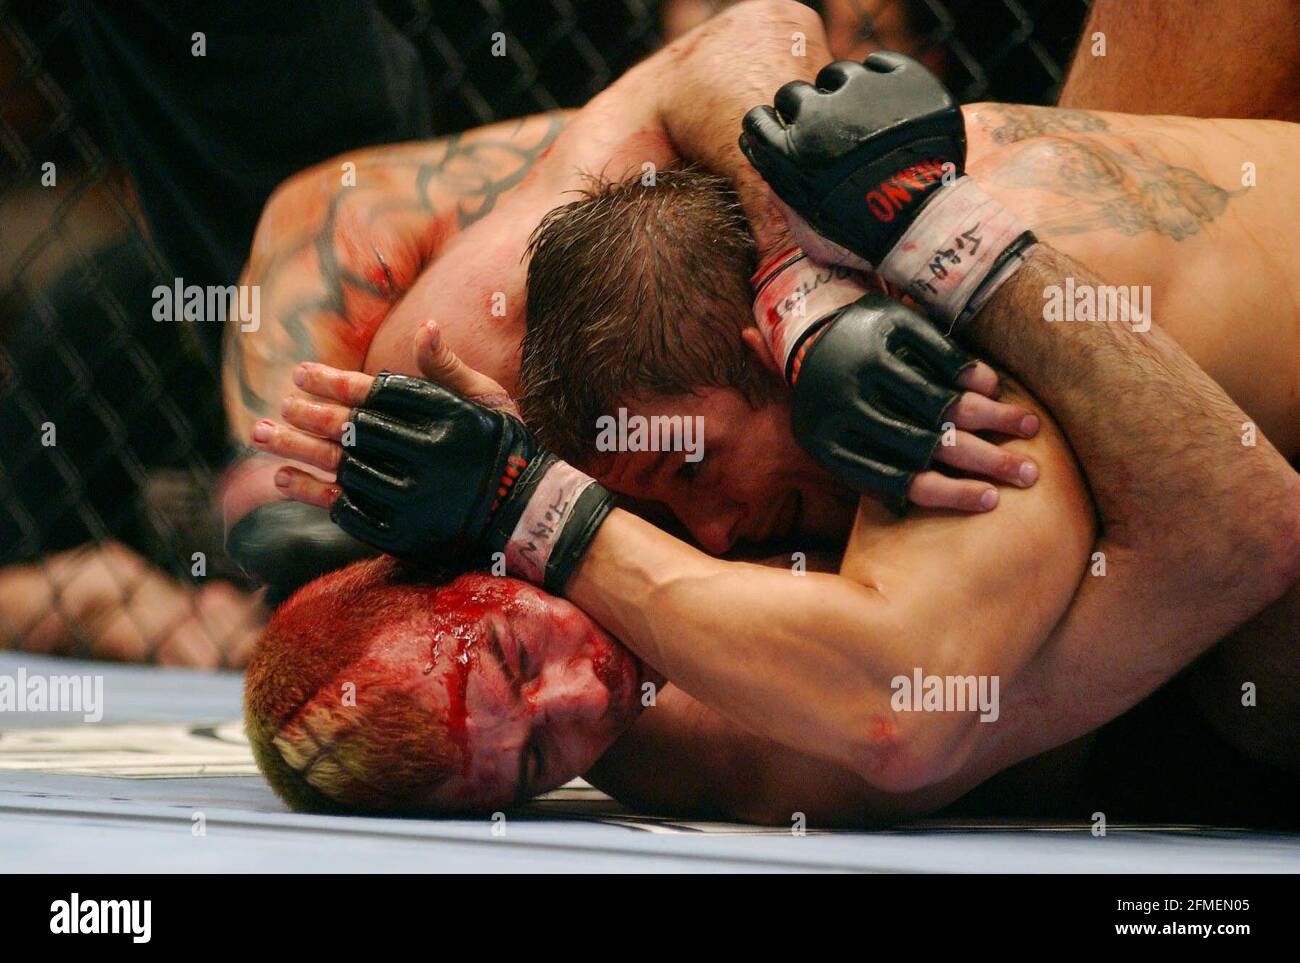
left=932, top=430, right=1039, bottom=488
left=947, top=391, right=1038, bottom=438
left=741, top=105, right=787, bottom=150
left=293, top=362, right=375, bottom=406
left=281, top=397, right=353, bottom=441
left=955, top=361, right=1000, bottom=397
left=416, top=319, right=510, bottom=402
left=908, top=471, right=999, bottom=513
left=252, top=418, right=343, bottom=472
left=774, top=80, right=817, bottom=122
left=273, top=466, right=341, bottom=510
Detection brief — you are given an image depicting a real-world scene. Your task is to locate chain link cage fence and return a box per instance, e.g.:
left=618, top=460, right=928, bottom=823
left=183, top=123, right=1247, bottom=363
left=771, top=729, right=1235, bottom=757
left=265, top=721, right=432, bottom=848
left=0, top=0, right=1089, bottom=667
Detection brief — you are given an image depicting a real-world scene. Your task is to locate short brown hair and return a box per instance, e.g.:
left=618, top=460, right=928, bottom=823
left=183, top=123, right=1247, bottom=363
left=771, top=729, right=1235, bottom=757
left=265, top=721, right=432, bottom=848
left=519, top=167, right=774, bottom=462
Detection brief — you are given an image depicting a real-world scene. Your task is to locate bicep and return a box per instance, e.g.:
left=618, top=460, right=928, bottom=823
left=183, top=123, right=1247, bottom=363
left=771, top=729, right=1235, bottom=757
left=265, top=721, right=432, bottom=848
left=839, top=382, right=1095, bottom=686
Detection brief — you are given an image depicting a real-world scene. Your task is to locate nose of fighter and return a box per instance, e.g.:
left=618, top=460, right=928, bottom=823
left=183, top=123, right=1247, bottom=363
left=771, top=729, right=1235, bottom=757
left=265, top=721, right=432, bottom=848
left=677, top=496, right=744, bottom=555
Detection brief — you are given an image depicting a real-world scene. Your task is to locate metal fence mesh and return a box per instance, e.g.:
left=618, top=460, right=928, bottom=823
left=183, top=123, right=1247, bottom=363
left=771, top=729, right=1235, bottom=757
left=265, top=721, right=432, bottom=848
left=0, top=0, right=1088, bottom=666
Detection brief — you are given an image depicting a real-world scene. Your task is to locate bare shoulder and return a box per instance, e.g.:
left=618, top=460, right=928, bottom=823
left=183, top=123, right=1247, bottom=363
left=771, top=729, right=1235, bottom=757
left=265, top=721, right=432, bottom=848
left=966, top=106, right=1295, bottom=246
left=963, top=110, right=1300, bottom=457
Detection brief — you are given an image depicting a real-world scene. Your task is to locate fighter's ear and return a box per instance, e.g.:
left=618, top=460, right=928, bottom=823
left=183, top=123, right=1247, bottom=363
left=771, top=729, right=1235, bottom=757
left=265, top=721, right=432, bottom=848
left=741, top=327, right=783, bottom=380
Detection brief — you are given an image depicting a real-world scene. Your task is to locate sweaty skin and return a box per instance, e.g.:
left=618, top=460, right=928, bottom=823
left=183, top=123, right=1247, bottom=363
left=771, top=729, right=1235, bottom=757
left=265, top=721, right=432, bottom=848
left=249, top=115, right=1300, bottom=817
left=255, top=272, right=1293, bottom=818
left=230, top=7, right=1300, bottom=819
left=225, top=98, right=1300, bottom=522
left=226, top=1, right=1025, bottom=522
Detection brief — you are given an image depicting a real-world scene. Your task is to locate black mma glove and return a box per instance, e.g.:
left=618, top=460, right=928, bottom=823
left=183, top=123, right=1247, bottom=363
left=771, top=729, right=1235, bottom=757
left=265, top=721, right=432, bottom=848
left=741, top=53, right=1037, bottom=328
left=741, top=52, right=965, bottom=265
left=750, top=244, right=975, bottom=510
left=790, top=293, right=975, bottom=511
left=330, top=372, right=614, bottom=595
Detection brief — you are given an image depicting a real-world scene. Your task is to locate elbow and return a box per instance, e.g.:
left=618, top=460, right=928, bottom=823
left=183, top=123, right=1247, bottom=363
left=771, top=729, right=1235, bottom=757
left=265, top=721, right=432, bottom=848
left=226, top=501, right=378, bottom=603
left=1205, top=469, right=1300, bottom=608
left=840, top=703, right=980, bottom=795
left=833, top=626, right=1001, bottom=794
left=1147, top=466, right=1300, bottom=609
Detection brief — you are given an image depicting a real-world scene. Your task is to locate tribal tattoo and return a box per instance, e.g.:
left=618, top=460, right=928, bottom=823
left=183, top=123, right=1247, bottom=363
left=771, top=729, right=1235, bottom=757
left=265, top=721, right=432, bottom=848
left=224, top=113, right=567, bottom=438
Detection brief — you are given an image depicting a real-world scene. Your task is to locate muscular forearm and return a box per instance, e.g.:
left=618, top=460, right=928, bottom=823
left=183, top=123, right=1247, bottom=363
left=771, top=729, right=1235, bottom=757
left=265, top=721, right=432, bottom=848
left=566, top=509, right=978, bottom=791
left=645, top=0, right=829, bottom=256
left=961, top=244, right=1300, bottom=762
left=970, top=243, right=1298, bottom=610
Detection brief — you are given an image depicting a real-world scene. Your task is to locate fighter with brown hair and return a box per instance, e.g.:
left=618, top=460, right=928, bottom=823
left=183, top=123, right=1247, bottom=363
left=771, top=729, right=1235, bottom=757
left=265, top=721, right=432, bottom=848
left=236, top=3, right=1300, bottom=820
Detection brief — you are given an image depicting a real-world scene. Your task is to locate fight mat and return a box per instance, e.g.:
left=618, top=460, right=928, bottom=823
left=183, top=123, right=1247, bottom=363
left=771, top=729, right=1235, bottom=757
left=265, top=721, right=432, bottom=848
left=2, top=653, right=1297, bottom=873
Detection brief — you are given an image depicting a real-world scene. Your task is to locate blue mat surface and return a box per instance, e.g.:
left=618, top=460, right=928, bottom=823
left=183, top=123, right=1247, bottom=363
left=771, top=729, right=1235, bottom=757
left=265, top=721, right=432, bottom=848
left=3, top=653, right=1297, bottom=873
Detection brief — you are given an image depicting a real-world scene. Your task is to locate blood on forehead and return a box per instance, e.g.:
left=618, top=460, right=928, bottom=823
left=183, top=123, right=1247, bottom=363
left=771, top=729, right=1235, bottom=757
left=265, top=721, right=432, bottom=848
left=425, top=577, right=533, bottom=767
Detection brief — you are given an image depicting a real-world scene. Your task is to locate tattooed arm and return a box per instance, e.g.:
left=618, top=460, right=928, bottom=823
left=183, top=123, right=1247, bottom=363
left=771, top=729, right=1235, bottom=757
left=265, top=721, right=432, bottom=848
left=219, top=114, right=566, bottom=532
left=222, top=113, right=567, bottom=448
left=932, top=104, right=1300, bottom=766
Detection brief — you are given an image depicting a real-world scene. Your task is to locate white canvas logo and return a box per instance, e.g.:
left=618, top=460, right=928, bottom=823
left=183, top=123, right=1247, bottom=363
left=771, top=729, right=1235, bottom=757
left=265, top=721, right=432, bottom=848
left=890, top=668, right=1000, bottom=722
left=1042, top=278, right=1151, bottom=332
left=50, top=894, right=151, bottom=943
left=152, top=278, right=260, bottom=331
left=594, top=408, right=704, bottom=462
left=0, top=668, right=103, bottom=722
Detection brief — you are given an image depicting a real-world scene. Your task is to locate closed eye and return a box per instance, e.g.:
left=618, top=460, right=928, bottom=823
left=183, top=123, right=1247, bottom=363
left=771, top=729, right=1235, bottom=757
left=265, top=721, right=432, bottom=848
left=517, top=736, right=544, bottom=799
left=518, top=642, right=540, bottom=682
left=529, top=742, right=545, bottom=788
